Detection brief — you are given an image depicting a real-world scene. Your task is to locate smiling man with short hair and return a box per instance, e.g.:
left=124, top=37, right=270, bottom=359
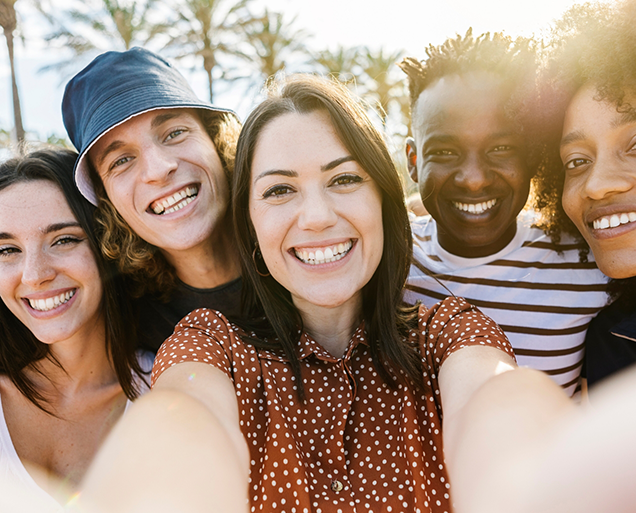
left=62, top=48, right=242, bottom=351
left=400, top=30, right=609, bottom=397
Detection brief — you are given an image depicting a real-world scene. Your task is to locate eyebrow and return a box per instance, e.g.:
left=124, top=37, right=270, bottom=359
left=151, top=112, right=182, bottom=129
left=0, top=222, right=82, bottom=241
left=95, top=112, right=185, bottom=168
left=254, top=155, right=356, bottom=183
left=560, top=130, right=586, bottom=148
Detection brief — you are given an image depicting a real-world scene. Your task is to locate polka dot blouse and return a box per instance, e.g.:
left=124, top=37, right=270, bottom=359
left=152, top=296, right=514, bottom=513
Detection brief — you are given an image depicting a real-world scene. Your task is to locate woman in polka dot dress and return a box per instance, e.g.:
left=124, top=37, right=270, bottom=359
left=79, top=76, right=572, bottom=513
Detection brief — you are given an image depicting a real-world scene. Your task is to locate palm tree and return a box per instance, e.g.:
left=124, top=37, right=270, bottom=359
left=313, top=44, right=362, bottom=85
left=161, top=0, right=259, bottom=102
left=0, top=0, right=25, bottom=144
left=242, top=9, right=310, bottom=84
left=35, top=0, right=165, bottom=71
left=359, top=46, right=405, bottom=124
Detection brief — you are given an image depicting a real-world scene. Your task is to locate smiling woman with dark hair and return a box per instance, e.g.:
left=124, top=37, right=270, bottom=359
left=0, top=147, right=151, bottom=509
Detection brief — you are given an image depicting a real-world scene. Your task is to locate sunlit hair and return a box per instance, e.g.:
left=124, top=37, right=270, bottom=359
left=0, top=148, right=146, bottom=413
left=88, top=110, right=241, bottom=299
left=233, top=74, right=420, bottom=399
left=534, top=0, right=633, bottom=248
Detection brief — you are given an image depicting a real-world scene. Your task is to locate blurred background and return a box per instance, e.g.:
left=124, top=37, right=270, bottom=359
left=0, top=0, right=588, bottom=182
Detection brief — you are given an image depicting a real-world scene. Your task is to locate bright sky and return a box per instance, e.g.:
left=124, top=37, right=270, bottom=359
left=0, top=0, right=588, bottom=141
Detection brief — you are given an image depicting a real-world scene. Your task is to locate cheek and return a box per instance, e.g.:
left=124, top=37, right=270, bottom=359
left=561, top=179, right=582, bottom=222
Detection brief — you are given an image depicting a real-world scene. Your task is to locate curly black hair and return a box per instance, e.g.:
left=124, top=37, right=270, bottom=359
left=533, top=2, right=624, bottom=247
left=535, top=0, right=636, bottom=292
left=399, top=28, right=536, bottom=108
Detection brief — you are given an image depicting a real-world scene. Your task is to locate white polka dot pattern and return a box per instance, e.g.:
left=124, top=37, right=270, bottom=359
left=152, top=296, right=514, bottom=513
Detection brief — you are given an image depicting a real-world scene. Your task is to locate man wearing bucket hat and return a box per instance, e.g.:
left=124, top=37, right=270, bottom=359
left=63, top=47, right=242, bottom=352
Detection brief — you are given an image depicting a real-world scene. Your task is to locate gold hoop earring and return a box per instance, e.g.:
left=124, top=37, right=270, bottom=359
left=252, top=244, right=270, bottom=277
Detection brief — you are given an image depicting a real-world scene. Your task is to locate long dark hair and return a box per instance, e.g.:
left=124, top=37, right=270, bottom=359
left=233, top=75, right=420, bottom=399
left=0, top=148, right=145, bottom=412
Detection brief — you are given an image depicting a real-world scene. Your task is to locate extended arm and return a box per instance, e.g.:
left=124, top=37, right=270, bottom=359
left=76, top=363, right=249, bottom=513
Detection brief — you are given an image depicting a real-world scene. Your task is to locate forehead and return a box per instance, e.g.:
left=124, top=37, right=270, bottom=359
left=89, top=108, right=202, bottom=153
left=0, top=180, right=73, bottom=229
left=412, top=71, right=513, bottom=138
left=563, top=84, right=626, bottom=135
left=252, top=111, right=347, bottom=171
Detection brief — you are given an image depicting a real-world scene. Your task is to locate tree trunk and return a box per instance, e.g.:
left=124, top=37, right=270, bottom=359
left=4, top=28, right=24, bottom=144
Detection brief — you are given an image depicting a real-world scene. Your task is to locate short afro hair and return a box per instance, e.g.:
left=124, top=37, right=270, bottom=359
left=398, top=28, right=537, bottom=109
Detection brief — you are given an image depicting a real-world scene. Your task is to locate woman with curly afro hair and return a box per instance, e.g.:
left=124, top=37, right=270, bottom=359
left=537, top=0, right=636, bottom=387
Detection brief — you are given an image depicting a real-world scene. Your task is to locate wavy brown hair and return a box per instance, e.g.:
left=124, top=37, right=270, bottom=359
left=88, top=110, right=241, bottom=299
left=233, top=75, right=420, bottom=400
left=0, top=148, right=146, bottom=413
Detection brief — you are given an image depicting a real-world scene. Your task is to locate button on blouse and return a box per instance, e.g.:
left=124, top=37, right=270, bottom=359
left=152, top=296, right=514, bottom=513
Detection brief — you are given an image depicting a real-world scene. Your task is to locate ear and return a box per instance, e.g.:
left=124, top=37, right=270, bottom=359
left=405, top=137, right=418, bottom=183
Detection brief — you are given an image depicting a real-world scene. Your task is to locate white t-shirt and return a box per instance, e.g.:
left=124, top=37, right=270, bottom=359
left=405, top=211, right=609, bottom=397
left=0, top=351, right=154, bottom=511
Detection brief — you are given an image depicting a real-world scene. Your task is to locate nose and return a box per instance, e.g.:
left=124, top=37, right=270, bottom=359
left=582, top=154, right=634, bottom=200
left=139, top=145, right=178, bottom=184
left=21, top=250, right=56, bottom=288
left=297, top=188, right=338, bottom=232
left=453, top=154, right=495, bottom=192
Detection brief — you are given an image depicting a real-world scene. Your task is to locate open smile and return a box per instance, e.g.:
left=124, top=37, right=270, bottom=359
left=25, top=289, right=76, bottom=312
left=293, top=239, right=354, bottom=265
left=452, top=198, right=498, bottom=215
left=149, top=185, right=199, bottom=215
left=591, top=211, right=636, bottom=230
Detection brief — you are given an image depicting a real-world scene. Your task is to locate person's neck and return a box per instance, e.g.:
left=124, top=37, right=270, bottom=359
left=28, top=318, right=117, bottom=400
left=294, top=293, right=363, bottom=359
left=163, top=225, right=241, bottom=289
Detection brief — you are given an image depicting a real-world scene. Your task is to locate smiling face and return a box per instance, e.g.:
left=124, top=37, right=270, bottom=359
left=249, top=110, right=384, bottom=314
left=407, top=71, right=531, bottom=257
left=88, top=108, right=230, bottom=256
left=0, top=180, right=103, bottom=346
left=561, top=85, right=636, bottom=279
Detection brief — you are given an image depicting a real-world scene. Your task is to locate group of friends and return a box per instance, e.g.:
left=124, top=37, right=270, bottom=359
left=1, top=1, right=636, bottom=511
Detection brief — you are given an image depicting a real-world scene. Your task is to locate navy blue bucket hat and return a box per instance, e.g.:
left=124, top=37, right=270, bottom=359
left=62, top=47, right=235, bottom=205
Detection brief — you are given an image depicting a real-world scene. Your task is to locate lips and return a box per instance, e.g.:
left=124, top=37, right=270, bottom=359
left=26, top=289, right=76, bottom=312
left=149, top=185, right=199, bottom=215
left=293, top=240, right=353, bottom=265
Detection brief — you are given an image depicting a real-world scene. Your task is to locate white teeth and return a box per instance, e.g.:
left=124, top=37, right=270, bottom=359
left=593, top=212, right=636, bottom=230
left=28, top=290, right=75, bottom=312
left=294, top=240, right=353, bottom=265
left=151, top=186, right=198, bottom=215
left=453, top=199, right=497, bottom=214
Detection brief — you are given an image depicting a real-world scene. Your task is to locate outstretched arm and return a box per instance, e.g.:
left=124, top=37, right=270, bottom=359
left=76, top=363, right=249, bottom=513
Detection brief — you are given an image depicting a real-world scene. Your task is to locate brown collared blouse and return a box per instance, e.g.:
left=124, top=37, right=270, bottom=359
left=152, top=296, right=514, bottom=513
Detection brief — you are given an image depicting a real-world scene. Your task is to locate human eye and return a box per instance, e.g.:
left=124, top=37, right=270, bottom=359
left=262, top=184, right=294, bottom=199
left=330, top=173, right=363, bottom=187
left=427, top=149, right=455, bottom=157
left=109, top=155, right=133, bottom=172
left=53, top=235, right=85, bottom=248
left=164, top=128, right=187, bottom=142
left=563, top=157, right=591, bottom=172
left=0, top=245, right=20, bottom=258
left=491, top=145, right=514, bottom=153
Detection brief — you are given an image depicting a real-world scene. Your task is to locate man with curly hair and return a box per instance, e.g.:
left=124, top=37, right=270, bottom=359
left=62, top=48, right=243, bottom=352
left=538, top=0, right=636, bottom=387
left=400, top=29, right=608, bottom=397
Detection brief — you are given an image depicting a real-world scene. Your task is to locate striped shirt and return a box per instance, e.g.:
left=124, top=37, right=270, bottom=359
left=404, top=211, right=609, bottom=397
